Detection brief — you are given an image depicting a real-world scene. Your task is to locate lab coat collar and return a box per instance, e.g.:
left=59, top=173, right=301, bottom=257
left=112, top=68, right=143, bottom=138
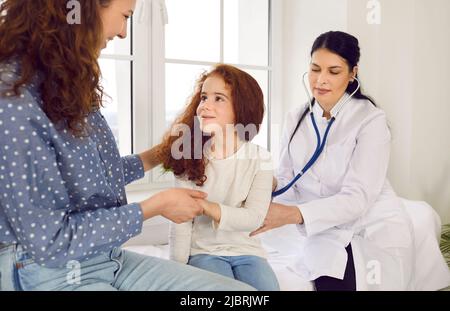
left=315, top=93, right=351, bottom=120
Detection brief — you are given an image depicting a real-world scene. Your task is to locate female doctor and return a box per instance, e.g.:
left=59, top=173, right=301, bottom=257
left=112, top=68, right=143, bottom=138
left=251, top=31, right=415, bottom=291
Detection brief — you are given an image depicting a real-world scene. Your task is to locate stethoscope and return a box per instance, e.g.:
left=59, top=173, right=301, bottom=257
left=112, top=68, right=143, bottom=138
left=272, top=72, right=361, bottom=197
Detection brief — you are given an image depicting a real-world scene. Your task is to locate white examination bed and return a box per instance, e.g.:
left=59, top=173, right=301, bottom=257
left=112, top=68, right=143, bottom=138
left=123, top=199, right=450, bottom=291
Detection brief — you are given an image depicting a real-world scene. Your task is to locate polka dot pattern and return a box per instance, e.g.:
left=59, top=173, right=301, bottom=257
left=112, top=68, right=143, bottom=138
left=0, top=60, right=145, bottom=268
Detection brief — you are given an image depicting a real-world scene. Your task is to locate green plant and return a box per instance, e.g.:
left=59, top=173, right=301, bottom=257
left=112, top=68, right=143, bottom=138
left=440, top=224, right=450, bottom=267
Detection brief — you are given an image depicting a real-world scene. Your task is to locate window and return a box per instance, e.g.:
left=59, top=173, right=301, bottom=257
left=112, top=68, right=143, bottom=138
left=100, top=0, right=153, bottom=188
left=163, top=0, right=271, bottom=149
left=98, top=0, right=279, bottom=191
left=99, top=20, right=133, bottom=157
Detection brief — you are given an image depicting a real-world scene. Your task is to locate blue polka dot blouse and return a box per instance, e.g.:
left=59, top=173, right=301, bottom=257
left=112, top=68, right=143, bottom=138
left=0, top=60, right=145, bottom=268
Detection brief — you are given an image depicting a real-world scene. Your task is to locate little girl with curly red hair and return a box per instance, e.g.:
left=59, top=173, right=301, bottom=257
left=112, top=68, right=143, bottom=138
left=156, top=64, right=279, bottom=291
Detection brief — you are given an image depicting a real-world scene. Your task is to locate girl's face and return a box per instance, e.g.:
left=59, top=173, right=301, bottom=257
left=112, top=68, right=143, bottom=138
left=99, top=0, right=136, bottom=50
left=308, top=48, right=357, bottom=107
left=196, top=75, right=236, bottom=135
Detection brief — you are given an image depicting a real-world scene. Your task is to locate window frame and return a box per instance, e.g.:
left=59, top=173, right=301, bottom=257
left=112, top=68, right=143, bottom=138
left=125, top=0, right=283, bottom=192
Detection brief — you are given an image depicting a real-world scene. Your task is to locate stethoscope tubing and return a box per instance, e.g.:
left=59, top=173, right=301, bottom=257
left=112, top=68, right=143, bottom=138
left=272, top=72, right=360, bottom=198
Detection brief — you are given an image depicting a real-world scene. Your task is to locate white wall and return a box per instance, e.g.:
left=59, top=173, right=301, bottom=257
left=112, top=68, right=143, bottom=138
left=281, top=0, right=348, bottom=114
left=347, top=0, right=450, bottom=223
left=347, top=0, right=414, bottom=210
left=280, top=0, right=450, bottom=223
left=409, top=0, right=450, bottom=224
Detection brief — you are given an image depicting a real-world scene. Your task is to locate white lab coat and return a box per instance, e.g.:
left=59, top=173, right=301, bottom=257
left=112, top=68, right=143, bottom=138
left=273, top=94, right=415, bottom=290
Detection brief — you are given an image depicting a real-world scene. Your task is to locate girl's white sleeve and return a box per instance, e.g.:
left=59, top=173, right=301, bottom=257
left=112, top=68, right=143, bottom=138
left=168, top=221, right=193, bottom=264
left=214, top=147, right=273, bottom=232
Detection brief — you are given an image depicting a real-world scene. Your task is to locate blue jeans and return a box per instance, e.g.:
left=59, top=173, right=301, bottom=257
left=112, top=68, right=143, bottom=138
left=188, top=254, right=280, bottom=291
left=0, top=244, right=255, bottom=291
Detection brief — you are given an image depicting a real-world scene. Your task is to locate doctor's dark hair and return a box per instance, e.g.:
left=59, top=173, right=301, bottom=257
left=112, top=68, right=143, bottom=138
left=0, top=0, right=112, bottom=137
left=289, top=31, right=376, bottom=146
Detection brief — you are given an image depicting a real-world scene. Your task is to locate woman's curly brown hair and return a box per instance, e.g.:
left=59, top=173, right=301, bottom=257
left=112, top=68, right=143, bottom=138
left=156, top=64, right=265, bottom=186
left=0, top=0, right=111, bottom=136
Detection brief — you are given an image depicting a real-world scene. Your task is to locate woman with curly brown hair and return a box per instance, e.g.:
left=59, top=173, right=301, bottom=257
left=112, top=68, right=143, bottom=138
left=0, top=0, right=254, bottom=291
left=159, top=64, right=279, bottom=291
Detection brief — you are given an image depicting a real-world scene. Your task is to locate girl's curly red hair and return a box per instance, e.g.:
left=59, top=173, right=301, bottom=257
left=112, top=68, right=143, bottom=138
left=156, top=64, right=265, bottom=186
left=0, top=0, right=111, bottom=136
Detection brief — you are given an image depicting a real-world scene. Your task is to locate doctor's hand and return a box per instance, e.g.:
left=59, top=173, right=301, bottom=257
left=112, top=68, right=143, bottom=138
left=140, top=188, right=207, bottom=223
left=249, top=202, right=303, bottom=237
left=272, top=177, right=278, bottom=192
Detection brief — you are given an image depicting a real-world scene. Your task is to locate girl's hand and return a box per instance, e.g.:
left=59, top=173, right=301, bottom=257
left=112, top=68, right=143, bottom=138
left=197, top=199, right=221, bottom=224
left=249, top=202, right=303, bottom=237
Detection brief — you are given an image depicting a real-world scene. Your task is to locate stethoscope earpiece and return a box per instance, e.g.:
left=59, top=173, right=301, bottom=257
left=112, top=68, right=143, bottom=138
left=301, top=72, right=314, bottom=112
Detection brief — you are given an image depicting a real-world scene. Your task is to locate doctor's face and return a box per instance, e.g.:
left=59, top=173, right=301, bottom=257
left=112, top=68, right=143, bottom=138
left=196, top=75, right=236, bottom=135
left=99, top=0, right=136, bottom=50
left=308, top=48, right=357, bottom=108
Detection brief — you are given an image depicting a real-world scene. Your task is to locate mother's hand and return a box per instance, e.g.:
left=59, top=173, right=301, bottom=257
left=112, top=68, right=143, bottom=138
left=138, top=143, right=164, bottom=172
left=140, top=188, right=206, bottom=223
left=250, top=202, right=303, bottom=237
